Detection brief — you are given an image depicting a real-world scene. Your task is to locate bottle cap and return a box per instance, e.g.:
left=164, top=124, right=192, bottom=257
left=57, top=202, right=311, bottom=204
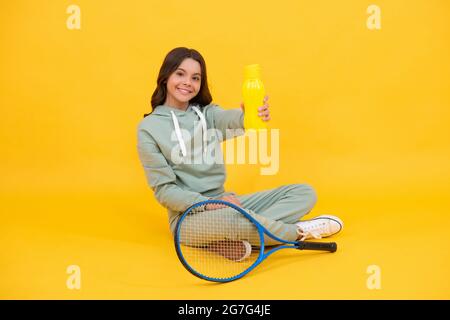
left=244, top=64, right=261, bottom=79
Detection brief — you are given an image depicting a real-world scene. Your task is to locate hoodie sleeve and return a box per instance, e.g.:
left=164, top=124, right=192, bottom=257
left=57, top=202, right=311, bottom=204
left=204, top=104, right=245, bottom=141
left=137, top=128, right=210, bottom=212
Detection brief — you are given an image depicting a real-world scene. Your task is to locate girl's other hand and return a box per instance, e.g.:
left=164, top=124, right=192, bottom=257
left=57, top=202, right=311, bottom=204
left=220, top=194, right=242, bottom=207
left=205, top=194, right=242, bottom=210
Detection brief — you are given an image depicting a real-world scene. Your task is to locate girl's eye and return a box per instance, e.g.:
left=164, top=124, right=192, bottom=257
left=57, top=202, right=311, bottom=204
left=176, top=72, right=200, bottom=81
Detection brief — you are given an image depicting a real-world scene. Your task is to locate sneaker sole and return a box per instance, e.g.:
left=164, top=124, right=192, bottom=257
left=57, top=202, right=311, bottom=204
left=236, top=240, right=252, bottom=262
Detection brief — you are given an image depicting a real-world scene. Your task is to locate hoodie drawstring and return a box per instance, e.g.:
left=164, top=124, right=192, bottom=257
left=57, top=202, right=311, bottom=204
left=170, top=111, right=187, bottom=157
left=170, top=106, right=208, bottom=158
left=192, top=106, right=208, bottom=155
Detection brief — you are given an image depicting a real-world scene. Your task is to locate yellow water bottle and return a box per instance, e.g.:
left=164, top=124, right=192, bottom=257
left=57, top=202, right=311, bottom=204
left=242, top=64, right=266, bottom=130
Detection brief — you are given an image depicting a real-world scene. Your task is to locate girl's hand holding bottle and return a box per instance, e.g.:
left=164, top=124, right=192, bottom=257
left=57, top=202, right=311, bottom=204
left=240, top=95, right=271, bottom=122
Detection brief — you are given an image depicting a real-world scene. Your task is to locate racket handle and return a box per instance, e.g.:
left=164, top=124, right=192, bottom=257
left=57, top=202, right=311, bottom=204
left=297, top=241, right=337, bottom=252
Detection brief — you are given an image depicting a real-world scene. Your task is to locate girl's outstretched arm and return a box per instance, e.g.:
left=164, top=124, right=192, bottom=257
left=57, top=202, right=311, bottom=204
left=204, top=104, right=244, bottom=141
left=204, top=96, right=270, bottom=140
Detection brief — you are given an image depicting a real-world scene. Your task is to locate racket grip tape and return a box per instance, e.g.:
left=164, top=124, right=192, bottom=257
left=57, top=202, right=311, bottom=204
left=297, top=241, right=337, bottom=252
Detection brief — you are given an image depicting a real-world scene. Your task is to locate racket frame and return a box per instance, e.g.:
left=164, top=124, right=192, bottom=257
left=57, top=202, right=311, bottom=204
left=174, top=199, right=336, bottom=282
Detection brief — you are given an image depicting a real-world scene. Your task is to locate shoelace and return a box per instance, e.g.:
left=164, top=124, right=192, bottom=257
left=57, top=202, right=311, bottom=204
left=296, top=221, right=328, bottom=241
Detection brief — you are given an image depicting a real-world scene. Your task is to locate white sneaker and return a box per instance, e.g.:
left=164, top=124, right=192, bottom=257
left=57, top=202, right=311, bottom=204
left=296, top=215, right=343, bottom=241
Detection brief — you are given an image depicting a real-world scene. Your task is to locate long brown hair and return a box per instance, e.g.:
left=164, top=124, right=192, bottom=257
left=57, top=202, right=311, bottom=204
left=144, top=47, right=213, bottom=117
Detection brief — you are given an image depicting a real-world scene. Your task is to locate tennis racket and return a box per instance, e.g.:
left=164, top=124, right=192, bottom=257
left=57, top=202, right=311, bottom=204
left=174, top=199, right=337, bottom=282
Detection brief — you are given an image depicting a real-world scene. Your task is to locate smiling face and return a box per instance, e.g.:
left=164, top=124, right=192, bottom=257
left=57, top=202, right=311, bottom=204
left=164, top=58, right=202, bottom=110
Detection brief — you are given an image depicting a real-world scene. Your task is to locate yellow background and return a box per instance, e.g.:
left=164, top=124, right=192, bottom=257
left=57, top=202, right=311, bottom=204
left=1, top=0, right=449, bottom=299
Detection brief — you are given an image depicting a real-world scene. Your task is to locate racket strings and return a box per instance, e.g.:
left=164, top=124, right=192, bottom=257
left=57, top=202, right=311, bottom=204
left=178, top=205, right=261, bottom=280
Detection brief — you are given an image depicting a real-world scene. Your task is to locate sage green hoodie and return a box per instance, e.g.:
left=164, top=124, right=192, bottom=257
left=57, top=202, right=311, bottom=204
left=137, top=103, right=244, bottom=232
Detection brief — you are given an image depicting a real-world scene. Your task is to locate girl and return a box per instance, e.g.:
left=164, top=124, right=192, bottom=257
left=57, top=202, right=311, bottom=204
left=137, top=47, right=343, bottom=261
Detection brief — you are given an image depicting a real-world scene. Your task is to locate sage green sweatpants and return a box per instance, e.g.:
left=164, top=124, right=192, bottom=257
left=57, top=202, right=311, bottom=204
left=179, top=184, right=317, bottom=246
